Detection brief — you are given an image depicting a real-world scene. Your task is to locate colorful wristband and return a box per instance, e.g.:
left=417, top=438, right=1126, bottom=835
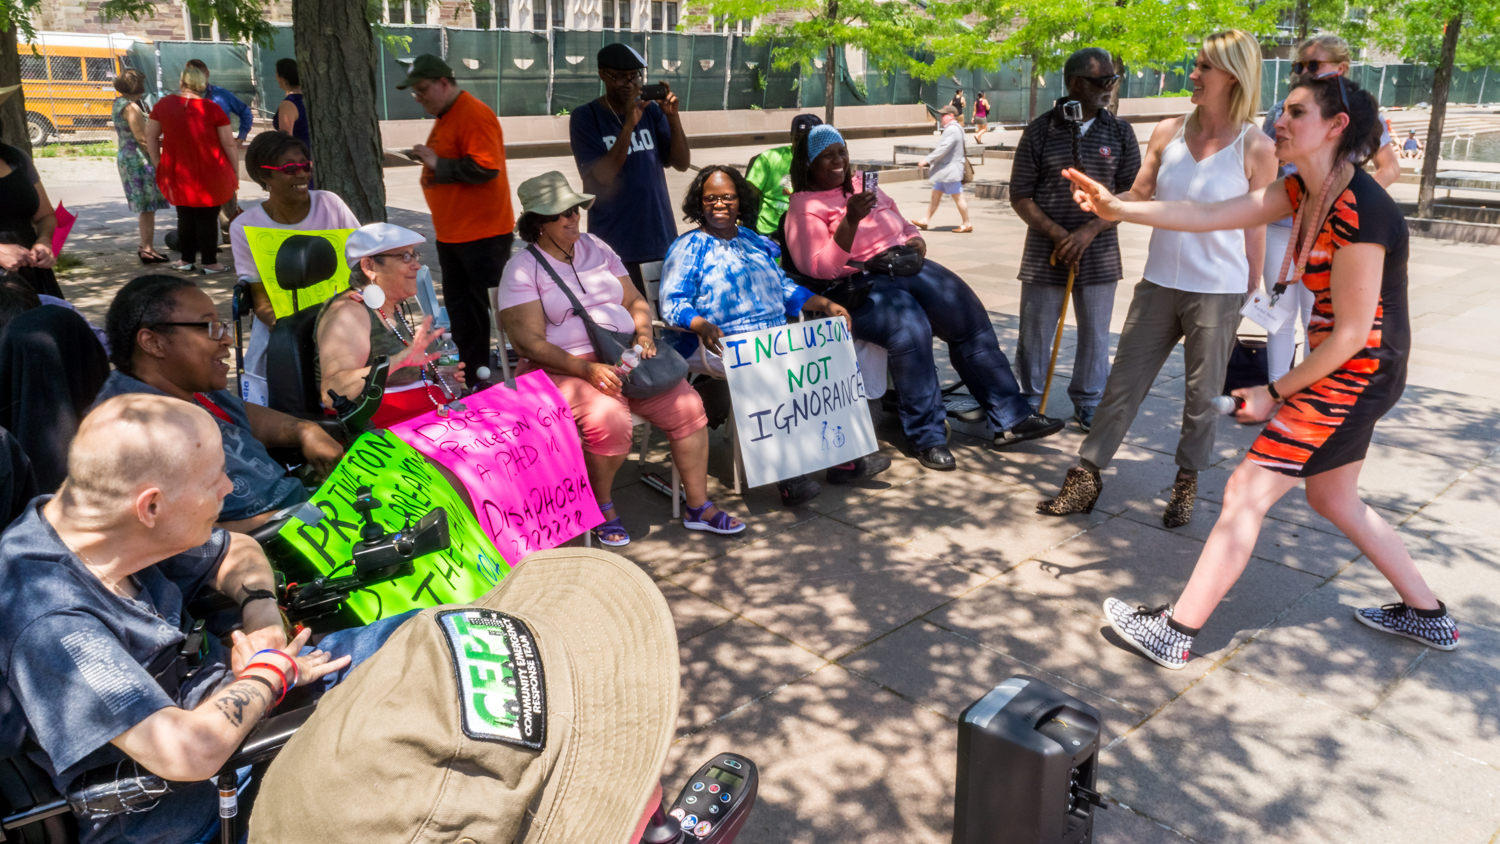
left=251, top=649, right=300, bottom=688
left=243, top=662, right=290, bottom=706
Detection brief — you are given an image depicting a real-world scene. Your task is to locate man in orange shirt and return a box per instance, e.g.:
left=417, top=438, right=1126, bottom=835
left=404, top=54, right=515, bottom=389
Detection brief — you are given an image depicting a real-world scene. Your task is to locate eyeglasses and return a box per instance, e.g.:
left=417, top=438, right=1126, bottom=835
left=152, top=320, right=229, bottom=340
left=1079, top=74, right=1120, bottom=90
left=540, top=205, right=584, bottom=222
left=259, top=161, right=313, bottom=175
left=602, top=69, right=644, bottom=84
left=373, top=250, right=422, bottom=265
left=702, top=194, right=738, bottom=207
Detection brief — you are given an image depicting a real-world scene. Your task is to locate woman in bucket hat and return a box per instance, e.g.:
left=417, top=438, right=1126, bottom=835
left=498, top=171, right=747, bottom=547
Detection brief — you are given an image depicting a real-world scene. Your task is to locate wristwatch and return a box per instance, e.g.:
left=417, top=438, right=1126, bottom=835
left=1266, top=381, right=1285, bottom=403
left=240, top=588, right=278, bottom=611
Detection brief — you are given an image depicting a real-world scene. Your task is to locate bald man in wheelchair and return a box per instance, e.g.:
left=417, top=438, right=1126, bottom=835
left=0, top=394, right=412, bottom=844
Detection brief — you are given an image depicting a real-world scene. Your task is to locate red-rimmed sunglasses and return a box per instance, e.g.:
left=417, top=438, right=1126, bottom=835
left=259, top=161, right=314, bottom=174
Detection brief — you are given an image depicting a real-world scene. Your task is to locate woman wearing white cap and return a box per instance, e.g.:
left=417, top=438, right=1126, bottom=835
left=316, top=223, right=465, bottom=428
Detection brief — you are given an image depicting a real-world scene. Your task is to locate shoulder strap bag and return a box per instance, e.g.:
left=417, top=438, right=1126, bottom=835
left=526, top=245, right=687, bottom=399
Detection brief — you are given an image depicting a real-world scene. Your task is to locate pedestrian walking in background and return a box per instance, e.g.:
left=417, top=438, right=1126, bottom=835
left=1038, top=30, right=1277, bottom=528
left=911, top=105, right=972, bottom=233
left=570, top=43, right=691, bottom=294
left=146, top=65, right=238, bottom=274
left=275, top=58, right=311, bottom=152
left=186, top=58, right=252, bottom=220
left=1009, top=47, right=1142, bottom=430
left=949, top=87, right=965, bottom=120
left=110, top=68, right=170, bottom=265
left=973, top=92, right=991, bottom=144
left=404, top=54, right=516, bottom=390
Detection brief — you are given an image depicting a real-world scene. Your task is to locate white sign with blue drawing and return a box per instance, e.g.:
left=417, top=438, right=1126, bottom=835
left=721, top=318, right=879, bottom=488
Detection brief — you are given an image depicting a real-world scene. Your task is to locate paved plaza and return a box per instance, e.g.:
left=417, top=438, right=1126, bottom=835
left=42, top=128, right=1500, bottom=842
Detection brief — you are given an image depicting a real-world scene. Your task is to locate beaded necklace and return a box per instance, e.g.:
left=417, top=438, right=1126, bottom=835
left=374, top=298, right=466, bottom=417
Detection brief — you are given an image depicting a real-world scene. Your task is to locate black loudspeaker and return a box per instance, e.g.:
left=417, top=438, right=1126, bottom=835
left=952, top=676, right=1105, bottom=844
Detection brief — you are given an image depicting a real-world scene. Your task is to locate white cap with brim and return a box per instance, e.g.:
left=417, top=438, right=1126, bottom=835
left=345, top=223, right=426, bottom=266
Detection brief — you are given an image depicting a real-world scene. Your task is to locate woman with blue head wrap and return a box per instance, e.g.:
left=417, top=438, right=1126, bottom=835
left=782, top=126, right=1064, bottom=470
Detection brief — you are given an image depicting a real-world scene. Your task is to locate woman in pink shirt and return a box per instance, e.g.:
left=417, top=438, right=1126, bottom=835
left=784, top=126, right=1062, bottom=471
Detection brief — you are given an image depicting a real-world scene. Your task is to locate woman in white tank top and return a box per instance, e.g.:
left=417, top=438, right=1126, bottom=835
left=1039, top=29, right=1279, bottom=528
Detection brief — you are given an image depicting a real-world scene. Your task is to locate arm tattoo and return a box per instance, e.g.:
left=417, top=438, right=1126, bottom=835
left=214, top=681, right=268, bottom=728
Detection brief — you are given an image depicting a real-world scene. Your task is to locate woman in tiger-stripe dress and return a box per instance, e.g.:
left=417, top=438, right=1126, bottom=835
left=1060, top=71, right=1457, bottom=671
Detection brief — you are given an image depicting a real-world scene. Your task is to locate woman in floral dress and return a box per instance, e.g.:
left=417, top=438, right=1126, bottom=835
left=112, top=68, right=170, bottom=263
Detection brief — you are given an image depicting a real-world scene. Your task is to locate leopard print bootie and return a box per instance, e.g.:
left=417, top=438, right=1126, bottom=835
left=1162, top=473, right=1198, bottom=529
left=1037, top=466, right=1103, bottom=516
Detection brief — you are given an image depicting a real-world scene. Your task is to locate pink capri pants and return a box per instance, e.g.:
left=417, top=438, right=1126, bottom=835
left=519, top=354, right=708, bottom=457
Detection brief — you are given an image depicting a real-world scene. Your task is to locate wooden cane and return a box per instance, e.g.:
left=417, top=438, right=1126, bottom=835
left=1038, top=254, right=1076, bottom=416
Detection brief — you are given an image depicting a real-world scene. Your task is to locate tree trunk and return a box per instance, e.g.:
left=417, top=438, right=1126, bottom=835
left=1417, top=15, right=1462, bottom=220
left=823, top=43, right=836, bottom=125
left=0, top=25, right=31, bottom=154
left=1295, top=0, right=1310, bottom=42
left=1028, top=56, right=1039, bottom=122
left=293, top=0, right=387, bottom=223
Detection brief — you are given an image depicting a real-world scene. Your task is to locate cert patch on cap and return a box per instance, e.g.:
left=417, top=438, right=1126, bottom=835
left=438, top=609, right=547, bottom=750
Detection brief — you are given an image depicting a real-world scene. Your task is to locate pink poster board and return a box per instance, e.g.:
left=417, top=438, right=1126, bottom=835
left=51, top=204, right=76, bottom=257
left=389, top=370, right=605, bottom=562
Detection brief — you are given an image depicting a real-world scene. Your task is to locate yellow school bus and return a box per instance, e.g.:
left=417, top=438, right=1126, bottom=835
left=19, top=32, right=148, bottom=146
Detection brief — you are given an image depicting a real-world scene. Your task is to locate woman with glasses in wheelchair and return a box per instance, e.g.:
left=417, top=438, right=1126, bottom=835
left=315, top=224, right=465, bottom=429
left=499, top=171, right=746, bottom=547
left=659, top=164, right=890, bottom=508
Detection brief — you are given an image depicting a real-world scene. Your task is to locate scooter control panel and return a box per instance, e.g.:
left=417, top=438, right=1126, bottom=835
left=665, top=753, right=758, bottom=843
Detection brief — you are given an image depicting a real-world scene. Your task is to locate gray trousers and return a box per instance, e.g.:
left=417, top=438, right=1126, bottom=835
left=1016, top=280, right=1117, bottom=411
left=1079, top=280, right=1244, bottom=473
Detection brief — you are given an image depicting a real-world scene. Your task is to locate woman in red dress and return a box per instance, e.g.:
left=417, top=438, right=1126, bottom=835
left=145, top=64, right=238, bottom=274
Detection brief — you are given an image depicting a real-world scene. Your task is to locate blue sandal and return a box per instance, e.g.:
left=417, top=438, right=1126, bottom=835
left=682, top=500, right=747, bottom=536
left=593, top=502, right=630, bottom=547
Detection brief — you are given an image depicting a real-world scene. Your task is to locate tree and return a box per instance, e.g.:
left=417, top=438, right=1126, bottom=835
left=100, top=0, right=389, bottom=222
left=0, top=19, right=30, bottom=154
left=1345, top=0, right=1500, bottom=218
left=684, top=0, right=954, bottom=124
left=931, top=0, right=1280, bottom=122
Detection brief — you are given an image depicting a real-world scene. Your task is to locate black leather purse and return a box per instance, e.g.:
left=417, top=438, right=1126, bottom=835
left=526, top=245, right=688, bottom=399
left=860, top=244, right=925, bottom=277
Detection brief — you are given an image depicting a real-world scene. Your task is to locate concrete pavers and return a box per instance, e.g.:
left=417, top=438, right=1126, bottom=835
left=44, top=130, right=1500, bottom=841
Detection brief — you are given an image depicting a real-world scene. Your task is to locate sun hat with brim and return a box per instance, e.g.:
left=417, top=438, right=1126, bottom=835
left=249, top=548, right=680, bottom=844
left=518, top=171, right=596, bottom=216
left=344, top=223, right=426, bottom=266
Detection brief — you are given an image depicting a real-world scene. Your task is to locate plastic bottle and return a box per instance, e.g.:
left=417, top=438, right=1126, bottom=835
left=617, top=344, right=644, bottom=375
left=435, top=335, right=460, bottom=367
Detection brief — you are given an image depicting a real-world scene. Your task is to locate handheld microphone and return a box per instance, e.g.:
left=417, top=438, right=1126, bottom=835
left=1211, top=395, right=1246, bottom=416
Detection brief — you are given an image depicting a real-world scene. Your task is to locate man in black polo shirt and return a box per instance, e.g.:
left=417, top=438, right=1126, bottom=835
left=1010, top=47, right=1141, bottom=432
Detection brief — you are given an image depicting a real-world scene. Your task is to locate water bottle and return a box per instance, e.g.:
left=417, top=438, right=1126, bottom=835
left=435, top=335, right=460, bottom=367
left=616, top=344, right=643, bottom=376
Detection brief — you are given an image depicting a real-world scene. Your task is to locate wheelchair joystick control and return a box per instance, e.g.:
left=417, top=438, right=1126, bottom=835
left=327, top=389, right=358, bottom=419
left=351, top=485, right=384, bottom=544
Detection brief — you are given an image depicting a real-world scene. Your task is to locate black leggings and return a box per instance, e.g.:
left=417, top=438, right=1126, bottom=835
left=175, top=204, right=220, bottom=265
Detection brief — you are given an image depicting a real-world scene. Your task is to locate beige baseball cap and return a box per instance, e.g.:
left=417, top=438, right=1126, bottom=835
left=249, top=548, right=680, bottom=844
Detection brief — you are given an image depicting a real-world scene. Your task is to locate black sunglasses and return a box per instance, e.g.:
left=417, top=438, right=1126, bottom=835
left=1291, top=59, right=1334, bottom=76
left=1078, top=74, right=1120, bottom=90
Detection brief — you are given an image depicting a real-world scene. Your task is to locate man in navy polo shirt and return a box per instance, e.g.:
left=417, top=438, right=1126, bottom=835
left=569, top=43, right=692, bottom=294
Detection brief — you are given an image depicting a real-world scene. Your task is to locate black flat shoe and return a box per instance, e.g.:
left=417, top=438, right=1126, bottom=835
left=917, top=445, right=956, bottom=471
left=777, top=475, right=821, bottom=507
left=994, top=413, right=1065, bottom=449
left=137, top=248, right=170, bottom=264
left=826, top=454, right=893, bottom=484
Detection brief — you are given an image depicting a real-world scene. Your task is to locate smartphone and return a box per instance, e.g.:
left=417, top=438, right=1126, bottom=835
left=641, top=82, right=668, bottom=101
left=861, top=170, right=879, bottom=194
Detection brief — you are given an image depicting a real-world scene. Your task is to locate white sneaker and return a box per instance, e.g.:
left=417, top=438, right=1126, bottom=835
left=1103, top=598, right=1194, bottom=670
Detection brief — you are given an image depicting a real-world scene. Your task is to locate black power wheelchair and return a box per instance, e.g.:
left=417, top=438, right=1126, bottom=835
left=0, top=237, right=758, bottom=844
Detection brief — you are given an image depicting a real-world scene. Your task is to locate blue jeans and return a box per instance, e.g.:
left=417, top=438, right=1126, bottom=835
left=187, top=610, right=420, bottom=844
left=849, top=260, right=1033, bottom=451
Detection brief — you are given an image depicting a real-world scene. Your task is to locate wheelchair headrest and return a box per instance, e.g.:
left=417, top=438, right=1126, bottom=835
left=275, top=235, right=339, bottom=292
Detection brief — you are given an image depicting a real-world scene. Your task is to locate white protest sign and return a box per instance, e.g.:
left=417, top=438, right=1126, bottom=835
left=722, top=318, right=878, bottom=487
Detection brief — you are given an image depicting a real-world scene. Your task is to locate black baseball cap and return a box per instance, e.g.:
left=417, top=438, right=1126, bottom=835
left=791, top=114, right=823, bottom=135
left=597, top=43, right=647, bottom=71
